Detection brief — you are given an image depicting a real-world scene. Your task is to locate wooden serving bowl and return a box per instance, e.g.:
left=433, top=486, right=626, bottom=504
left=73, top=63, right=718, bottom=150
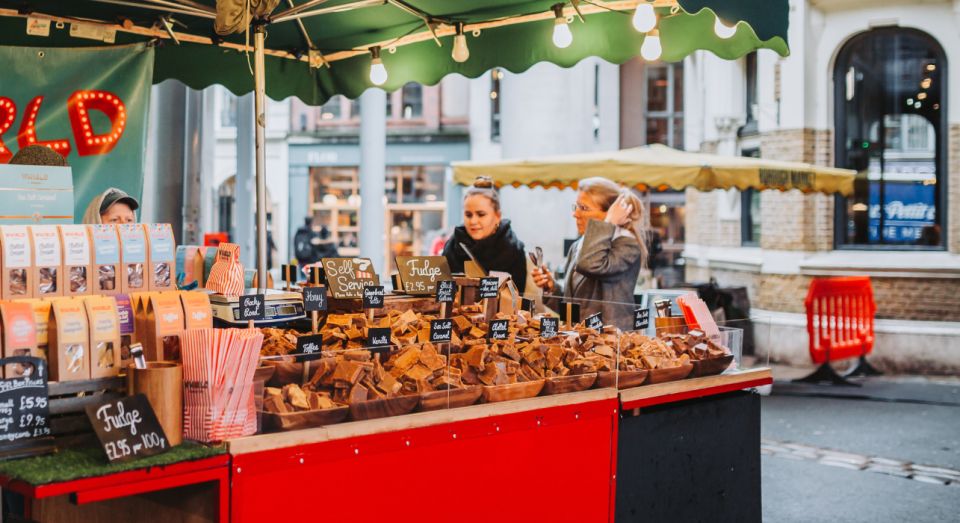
left=646, top=363, right=694, bottom=384
left=418, top=386, right=483, bottom=412
left=481, top=380, right=545, bottom=403
left=349, top=394, right=419, bottom=421
left=691, top=355, right=735, bottom=378
left=595, top=370, right=649, bottom=390
left=261, top=405, right=349, bottom=432
left=542, top=373, right=597, bottom=395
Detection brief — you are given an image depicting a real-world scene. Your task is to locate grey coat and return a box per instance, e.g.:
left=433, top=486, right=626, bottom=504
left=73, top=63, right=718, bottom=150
left=546, top=219, right=642, bottom=331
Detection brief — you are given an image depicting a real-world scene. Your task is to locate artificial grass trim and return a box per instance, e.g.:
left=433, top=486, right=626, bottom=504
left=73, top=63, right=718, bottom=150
left=0, top=442, right=226, bottom=486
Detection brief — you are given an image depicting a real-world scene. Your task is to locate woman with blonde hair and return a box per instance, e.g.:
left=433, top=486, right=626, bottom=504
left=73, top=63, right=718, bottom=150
left=533, top=177, right=646, bottom=330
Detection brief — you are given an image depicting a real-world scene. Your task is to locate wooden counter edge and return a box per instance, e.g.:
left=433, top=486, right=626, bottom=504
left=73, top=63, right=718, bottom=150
left=228, top=387, right=617, bottom=455
left=619, top=367, right=773, bottom=410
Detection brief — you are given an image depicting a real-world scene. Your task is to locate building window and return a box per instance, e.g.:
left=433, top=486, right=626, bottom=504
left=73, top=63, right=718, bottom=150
left=220, top=89, right=238, bottom=128
left=834, top=28, right=946, bottom=248
left=401, top=83, right=422, bottom=119
left=644, top=62, right=683, bottom=148
left=320, top=95, right=342, bottom=121
left=490, top=69, right=502, bottom=142
left=740, top=149, right=761, bottom=245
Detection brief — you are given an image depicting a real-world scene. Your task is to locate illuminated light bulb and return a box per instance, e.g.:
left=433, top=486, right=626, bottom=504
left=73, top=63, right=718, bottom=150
left=632, top=2, right=657, bottom=33
left=917, top=92, right=927, bottom=100
left=713, top=16, right=737, bottom=39
left=640, top=30, right=662, bottom=61
left=552, top=17, right=573, bottom=48
left=926, top=64, right=936, bottom=72
left=452, top=23, right=470, bottom=63
left=368, top=47, right=388, bottom=86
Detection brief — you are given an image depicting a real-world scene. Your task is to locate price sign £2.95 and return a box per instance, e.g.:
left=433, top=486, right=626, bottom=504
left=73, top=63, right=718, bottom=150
left=85, top=394, right=170, bottom=463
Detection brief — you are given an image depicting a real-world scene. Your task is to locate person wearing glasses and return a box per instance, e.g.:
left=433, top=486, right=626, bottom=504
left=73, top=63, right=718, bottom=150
left=532, top=177, right=646, bottom=330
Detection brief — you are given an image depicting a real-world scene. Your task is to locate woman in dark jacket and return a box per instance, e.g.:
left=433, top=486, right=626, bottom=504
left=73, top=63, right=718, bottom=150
left=442, top=177, right=527, bottom=291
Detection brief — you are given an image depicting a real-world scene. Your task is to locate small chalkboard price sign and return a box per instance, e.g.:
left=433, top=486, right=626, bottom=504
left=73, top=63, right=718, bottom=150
left=540, top=317, right=559, bottom=339
left=0, top=357, right=52, bottom=454
left=238, top=294, right=265, bottom=321
left=634, top=308, right=650, bottom=330
left=303, top=286, right=328, bottom=312
left=85, top=394, right=169, bottom=463
left=281, top=264, right=298, bottom=287
left=585, top=312, right=603, bottom=331
left=362, top=286, right=386, bottom=309
left=559, top=302, right=581, bottom=324
left=430, top=319, right=453, bottom=343
left=521, top=298, right=535, bottom=314
left=489, top=319, right=510, bottom=340
left=435, top=280, right=456, bottom=303
left=295, top=334, right=324, bottom=362
left=479, top=277, right=499, bottom=299
left=321, top=257, right=379, bottom=299
left=395, top=256, right=452, bottom=295
left=367, top=327, right=392, bottom=357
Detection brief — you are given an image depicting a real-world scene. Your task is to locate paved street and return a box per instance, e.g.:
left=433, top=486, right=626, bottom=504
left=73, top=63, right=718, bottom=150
left=761, top=384, right=960, bottom=522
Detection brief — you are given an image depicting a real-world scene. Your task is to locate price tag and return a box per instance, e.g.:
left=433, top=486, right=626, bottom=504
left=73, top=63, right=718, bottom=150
left=395, top=256, right=452, bottom=295
left=435, top=280, right=457, bottom=303
left=521, top=298, right=535, bottom=314
left=559, top=302, right=581, bottom=324
left=479, top=277, right=499, bottom=299
left=309, top=266, right=324, bottom=284
left=585, top=312, right=603, bottom=331
left=85, top=394, right=169, bottom=463
left=295, top=334, right=324, bottom=362
left=303, top=286, right=328, bottom=312
left=488, top=319, right=510, bottom=340
left=281, top=264, right=298, bottom=284
left=540, top=317, right=559, bottom=339
left=362, top=286, right=385, bottom=309
left=634, top=308, right=650, bottom=330
left=367, top=327, right=392, bottom=357
left=430, top=319, right=453, bottom=343
left=0, top=357, right=52, bottom=446
left=238, top=294, right=265, bottom=321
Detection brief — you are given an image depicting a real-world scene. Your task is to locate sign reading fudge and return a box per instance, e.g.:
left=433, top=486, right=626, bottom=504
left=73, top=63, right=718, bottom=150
left=395, top=256, right=452, bottom=295
left=321, top=257, right=379, bottom=299
left=85, top=394, right=169, bottom=463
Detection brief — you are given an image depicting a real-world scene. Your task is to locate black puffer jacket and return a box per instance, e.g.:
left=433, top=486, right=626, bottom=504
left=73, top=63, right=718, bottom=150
left=442, top=220, right=527, bottom=291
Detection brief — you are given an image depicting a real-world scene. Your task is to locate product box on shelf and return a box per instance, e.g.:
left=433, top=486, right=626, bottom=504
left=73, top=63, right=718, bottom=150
left=143, top=293, right=184, bottom=361
left=48, top=299, right=91, bottom=381
left=19, top=299, right=52, bottom=351
left=30, top=225, right=64, bottom=298
left=115, top=294, right=135, bottom=367
left=0, top=165, right=74, bottom=225
left=88, top=225, right=121, bottom=296
left=130, top=291, right=158, bottom=347
left=83, top=296, right=122, bottom=378
left=181, top=291, right=212, bottom=331
left=176, top=245, right=202, bottom=287
left=0, top=225, right=34, bottom=299
left=0, top=301, right=40, bottom=379
left=117, top=224, right=148, bottom=294
left=145, top=224, right=175, bottom=292
left=59, top=224, right=93, bottom=296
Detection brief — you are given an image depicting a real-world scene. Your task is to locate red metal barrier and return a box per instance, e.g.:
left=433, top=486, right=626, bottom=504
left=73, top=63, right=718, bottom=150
left=804, top=276, right=876, bottom=365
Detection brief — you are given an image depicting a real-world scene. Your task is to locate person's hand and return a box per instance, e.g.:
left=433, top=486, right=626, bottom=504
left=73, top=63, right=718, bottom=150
left=604, top=194, right=633, bottom=227
left=532, top=266, right=555, bottom=292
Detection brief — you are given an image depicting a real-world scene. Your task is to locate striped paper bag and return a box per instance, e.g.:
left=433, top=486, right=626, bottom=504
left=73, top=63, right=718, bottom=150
left=205, top=243, right=245, bottom=296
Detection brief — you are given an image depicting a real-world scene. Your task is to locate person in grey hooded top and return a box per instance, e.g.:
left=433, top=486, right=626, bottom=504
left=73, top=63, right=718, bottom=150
left=532, top=177, right=646, bottom=331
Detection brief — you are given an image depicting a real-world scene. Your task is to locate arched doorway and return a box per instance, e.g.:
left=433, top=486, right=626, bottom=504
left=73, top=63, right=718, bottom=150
left=834, top=27, right=947, bottom=248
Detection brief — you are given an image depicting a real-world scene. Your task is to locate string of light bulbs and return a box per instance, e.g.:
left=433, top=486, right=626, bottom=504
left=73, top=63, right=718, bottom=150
left=366, top=1, right=744, bottom=86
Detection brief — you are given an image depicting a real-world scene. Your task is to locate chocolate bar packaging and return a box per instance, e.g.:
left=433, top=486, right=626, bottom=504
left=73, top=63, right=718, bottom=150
left=89, top=225, right=121, bottom=296
left=59, top=225, right=93, bottom=296
left=48, top=299, right=91, bottom=381
left=145, top=224, right=175, bottom=291
left=83, top=296, right=121, bottom=378
left=0, top=225, right=34, bottom=299
left=1, top=301, right=40, bottom=379
left=115, top=293, right=135, bottom=368
left=181, top=291, right=213, bottom=330
left=144, top=293, right=184, bottom=361
left=117, top=224, right=148, bottom=294
left=30, top=225, right=63, bottom=298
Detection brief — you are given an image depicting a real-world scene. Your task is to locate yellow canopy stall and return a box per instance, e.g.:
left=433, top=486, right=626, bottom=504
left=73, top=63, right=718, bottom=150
left=453, top=144, right=856, bottom=196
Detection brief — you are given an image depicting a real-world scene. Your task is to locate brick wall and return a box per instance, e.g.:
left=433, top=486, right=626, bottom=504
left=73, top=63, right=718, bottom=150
left=684, top=187, right=740, bottom=247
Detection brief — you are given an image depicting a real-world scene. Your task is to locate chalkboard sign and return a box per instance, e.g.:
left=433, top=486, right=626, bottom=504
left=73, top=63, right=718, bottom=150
left=395, top=256, right=452, bottom=295
left=321, top=257, right=379, bottom=299
left=281, top=264, right=298, bottom=284
left=362, top=286, right=385, bottom=309
left=521, top=298, right=535, bottom=314
left=303, top=286, right=328, bottom=312
left=295, top=334, right=324, bottom=362
left=435, top=280, right=457, bottom=303
left=634, top=308, right=650, bottom=330
left=430, top=319, right=453, bottom=343
left=367, top=327, right=392, bottom=357
left=239, top=294, right=265, bottom=321
left=489, top=319, right=510, bottom=340
left=479, top=277, right=499, bottom=299
left=585, top=312, right=603, bottom=331
left=540, top=317, right=559, bottom=338
left=309, top=266, right=324, bottom=285
left=85, top=394, right=169, bottom=463
left=559, top=302, right=581, bottom=324
left=0, top=357, right=52, bottom=448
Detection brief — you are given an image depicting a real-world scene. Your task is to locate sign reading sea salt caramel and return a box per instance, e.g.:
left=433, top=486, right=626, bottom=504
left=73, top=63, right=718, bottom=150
left=321, top=258, right=379, bottom=299
left=395, top=256, right=452, bottom=295
left=85, top=394, right=169, bottom=463
left=435, top=280, right=456, bottom=303
left=634, top=308, right=650, bottom=330
left=489, top=319, right=509, bottom=340
left=430, top=319, right=453, bottom=343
